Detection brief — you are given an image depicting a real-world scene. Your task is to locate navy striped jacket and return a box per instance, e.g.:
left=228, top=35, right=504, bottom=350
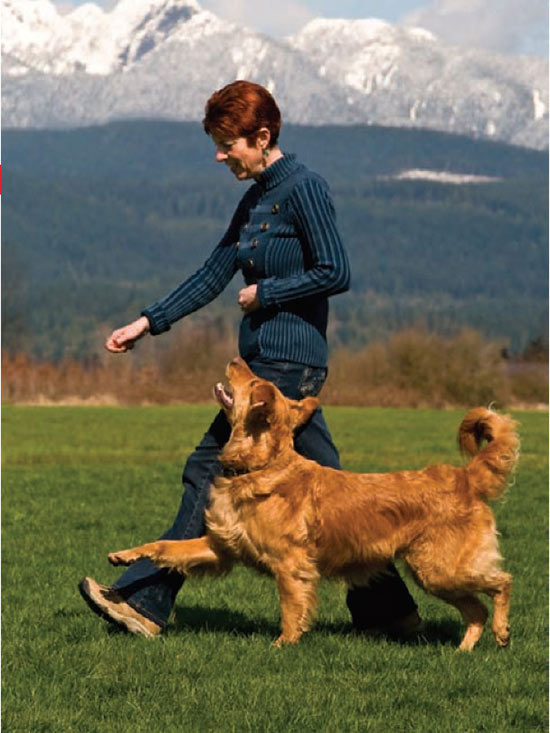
left=142, top=154, right=351, bottom=367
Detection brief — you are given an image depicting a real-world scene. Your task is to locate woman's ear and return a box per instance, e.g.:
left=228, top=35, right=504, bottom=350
left=255, top=127, right=271, bottom=151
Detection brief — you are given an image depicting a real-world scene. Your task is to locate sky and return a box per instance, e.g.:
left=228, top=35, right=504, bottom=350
left=58, top=0, right=548, bottom=57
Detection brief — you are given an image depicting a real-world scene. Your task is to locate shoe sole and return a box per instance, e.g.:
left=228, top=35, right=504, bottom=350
left=78, top=578, right=159, bottom=638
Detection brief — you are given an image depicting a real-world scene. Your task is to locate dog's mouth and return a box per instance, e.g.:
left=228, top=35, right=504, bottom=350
left=214, top=382, right=234, bottom=410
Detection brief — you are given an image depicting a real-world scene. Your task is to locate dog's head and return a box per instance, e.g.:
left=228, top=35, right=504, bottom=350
left=214, top=357, right=319, bottom=471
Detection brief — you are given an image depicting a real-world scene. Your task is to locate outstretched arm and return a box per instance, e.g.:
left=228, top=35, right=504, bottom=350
left=105, top=193, right=252, bottom=346
left=142, top=234, right=239, bottom=335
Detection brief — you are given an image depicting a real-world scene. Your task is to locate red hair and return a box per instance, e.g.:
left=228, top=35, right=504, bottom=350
left=203, top=80, right=282, bottom=148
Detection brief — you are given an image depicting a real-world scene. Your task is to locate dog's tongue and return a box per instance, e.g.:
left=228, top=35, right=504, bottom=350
left=214, top=382, right=234, bottom=409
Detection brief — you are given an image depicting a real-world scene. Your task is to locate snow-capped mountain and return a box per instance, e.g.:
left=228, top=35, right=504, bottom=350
left=2, top=0, right=548, bottom=149
left=289, top=18, right=549, bottom=149
left=3, top=0, right=214, bottom=76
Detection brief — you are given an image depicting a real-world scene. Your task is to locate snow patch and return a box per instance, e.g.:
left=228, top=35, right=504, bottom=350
left=392, top=170, right=501, bottom=184
left=6, top=64, right=30, bottom=78
left=409, top=100, right=421, bottom=121
left=532, top=89, right=546, bottom=121
left=296, top=17, right=392, bottom=41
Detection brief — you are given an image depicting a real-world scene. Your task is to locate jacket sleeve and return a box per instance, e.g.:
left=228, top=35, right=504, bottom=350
left=256, top=176, right=350, bottom=309
left=141, top=205, right=243, bottom=335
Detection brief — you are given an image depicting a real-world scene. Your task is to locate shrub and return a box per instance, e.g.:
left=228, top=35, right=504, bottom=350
left=323, top=328, right=514, bottom=408
left=2, top=327, right=547, bottom=409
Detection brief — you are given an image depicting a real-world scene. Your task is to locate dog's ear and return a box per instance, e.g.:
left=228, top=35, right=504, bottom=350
left=289, top=396, right=319, bottom=429
left=248, top=382, right=277, bottom=422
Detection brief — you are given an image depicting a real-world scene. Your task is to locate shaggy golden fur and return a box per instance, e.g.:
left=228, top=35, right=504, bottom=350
left=109, top=357, right=519, bottom=650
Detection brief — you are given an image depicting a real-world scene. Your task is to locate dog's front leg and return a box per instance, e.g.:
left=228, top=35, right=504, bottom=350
left=272, top=564, right=318, bottom=648
left=108, top=536, right=225, bottom=576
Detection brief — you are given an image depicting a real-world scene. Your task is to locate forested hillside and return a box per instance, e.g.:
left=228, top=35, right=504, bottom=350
left=3, top=121, right=548, bottom=360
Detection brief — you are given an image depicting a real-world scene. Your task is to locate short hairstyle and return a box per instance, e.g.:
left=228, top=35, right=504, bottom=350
left=203, top=80, right=282, bottom=148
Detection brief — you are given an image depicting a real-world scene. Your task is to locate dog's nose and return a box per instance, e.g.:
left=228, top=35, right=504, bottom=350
left=227, top=357, right=254, bottom=379
left=226, top=357, right=242, bottom=377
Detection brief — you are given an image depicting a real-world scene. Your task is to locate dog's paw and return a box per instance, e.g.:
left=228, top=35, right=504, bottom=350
left=271, top=634, right=300, bottom=648
left=108, top=549, right=141, bottom=566
left=495, top=630, right=510, bottom=648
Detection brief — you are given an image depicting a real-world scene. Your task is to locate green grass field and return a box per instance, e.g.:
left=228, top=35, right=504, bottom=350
left=2, top=405, right=548, bottom=732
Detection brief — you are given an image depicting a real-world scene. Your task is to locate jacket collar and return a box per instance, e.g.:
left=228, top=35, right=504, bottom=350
left=256, top=153, right=298, bottom=191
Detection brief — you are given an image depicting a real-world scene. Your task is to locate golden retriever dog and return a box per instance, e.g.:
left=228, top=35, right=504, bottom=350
left=109, top=357, right=519, bottom=651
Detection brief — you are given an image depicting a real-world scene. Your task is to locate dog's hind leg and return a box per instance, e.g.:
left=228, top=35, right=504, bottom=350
left=109, top=536, right=226, bottom=576
left=272, top=562, right=319, bottom=647
left=484, top=572, right=512, bottom=648
left=436, top=591, right=489, bottom=651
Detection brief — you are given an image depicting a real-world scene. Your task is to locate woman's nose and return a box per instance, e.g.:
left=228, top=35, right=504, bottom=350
left=216, top=149, right=227, bottom=162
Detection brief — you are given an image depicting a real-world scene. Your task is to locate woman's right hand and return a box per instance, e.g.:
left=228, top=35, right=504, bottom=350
left=105, top=316, right=150, bottom=353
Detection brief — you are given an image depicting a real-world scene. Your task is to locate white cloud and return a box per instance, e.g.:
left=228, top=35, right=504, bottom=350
left=201, top=0, right=315, bottom=37
left=54, top=1, right=78, bottom=13
left=401, top=0, right=549, bottom=56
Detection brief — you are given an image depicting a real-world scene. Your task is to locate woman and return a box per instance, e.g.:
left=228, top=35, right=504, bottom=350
left=79, top=80, right=419, bottom=638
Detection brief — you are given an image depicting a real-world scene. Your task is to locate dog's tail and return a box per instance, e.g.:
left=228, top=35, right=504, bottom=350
left=458, top=407, right=519, bottom=501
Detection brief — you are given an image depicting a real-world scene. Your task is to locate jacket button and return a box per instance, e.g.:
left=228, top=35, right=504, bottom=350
left=271, top=204, right=280, bottom=214
left=246, top=258, right=254, bottom=268
left=260, top=222, right=270, bottom=232
left=251, top=238, right=259, bottom=248
left=235, top=241, right=240, bottom=249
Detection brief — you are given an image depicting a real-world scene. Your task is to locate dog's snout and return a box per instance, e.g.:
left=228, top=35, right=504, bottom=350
left=226, top=357, right=254, bottom=380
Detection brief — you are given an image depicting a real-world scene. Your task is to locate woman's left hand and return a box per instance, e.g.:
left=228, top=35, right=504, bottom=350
left=238, top=285, right=260, bottom=313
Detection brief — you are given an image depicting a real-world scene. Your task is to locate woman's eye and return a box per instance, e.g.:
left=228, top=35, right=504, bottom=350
left=215, top=140, right=235, bottom=154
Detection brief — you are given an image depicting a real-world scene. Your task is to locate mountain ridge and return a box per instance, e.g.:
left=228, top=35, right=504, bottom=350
left=3, top=0, right=548, bottom=149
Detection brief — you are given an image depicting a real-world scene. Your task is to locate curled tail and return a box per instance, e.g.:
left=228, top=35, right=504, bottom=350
left=458, top=407, right=520, bottom=500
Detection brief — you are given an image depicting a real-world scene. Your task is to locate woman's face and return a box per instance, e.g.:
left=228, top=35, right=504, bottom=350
left=212, top=134, right=265, bottom=180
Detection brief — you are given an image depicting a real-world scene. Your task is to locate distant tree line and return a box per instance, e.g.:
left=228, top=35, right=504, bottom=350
left=3, top=121, right=548, bottom=361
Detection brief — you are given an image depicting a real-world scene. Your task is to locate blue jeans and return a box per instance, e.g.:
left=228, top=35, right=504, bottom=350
left=113, top=358, right=416, bottom=628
